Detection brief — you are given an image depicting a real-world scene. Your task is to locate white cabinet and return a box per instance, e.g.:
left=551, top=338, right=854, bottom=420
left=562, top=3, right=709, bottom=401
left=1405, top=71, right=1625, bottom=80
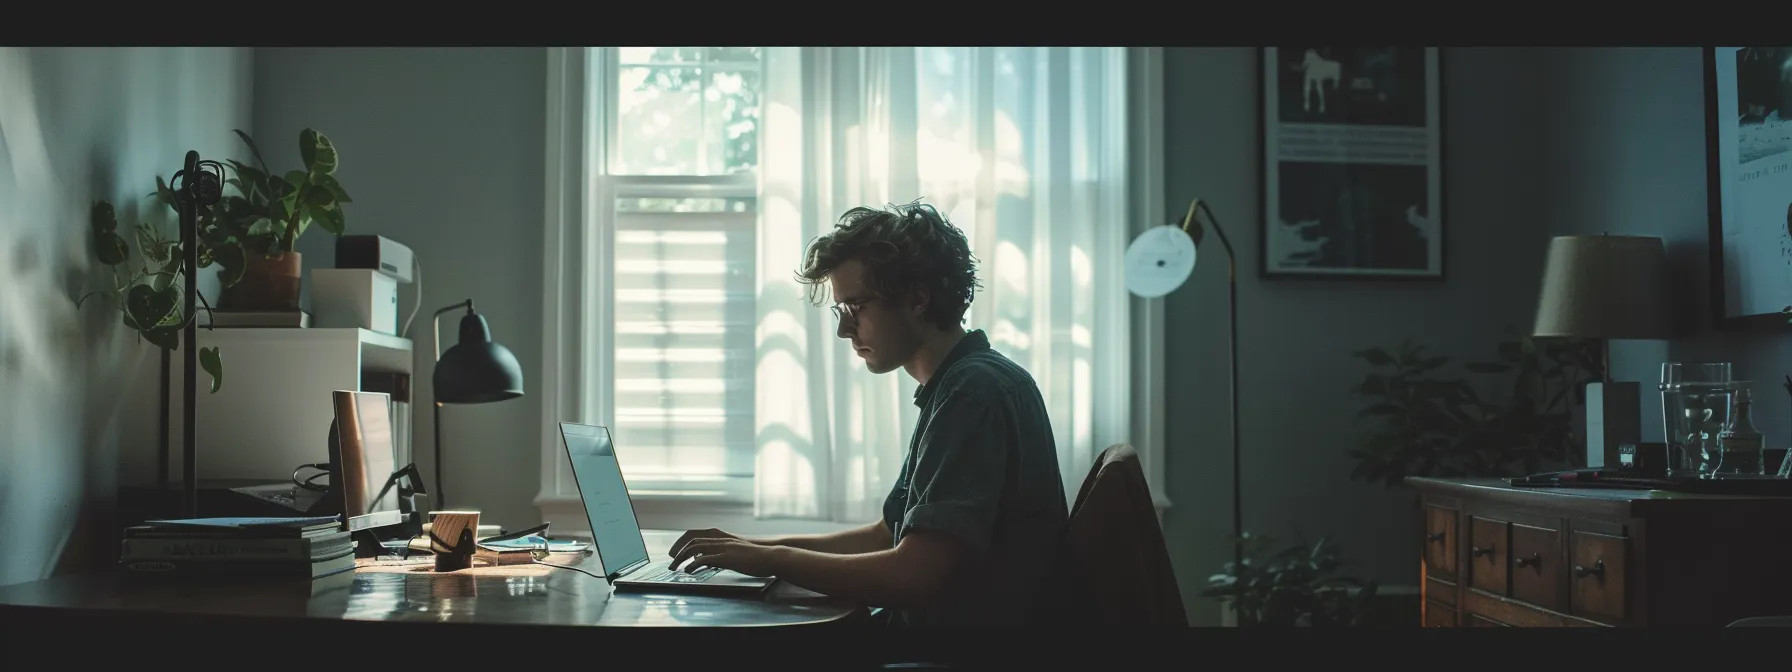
left=165, top=327, right=413, bottom=481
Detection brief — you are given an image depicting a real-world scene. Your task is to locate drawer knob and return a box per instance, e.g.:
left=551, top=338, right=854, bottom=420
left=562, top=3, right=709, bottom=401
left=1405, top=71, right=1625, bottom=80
left=1471, top=545, right=1495, bottom=558
left=1426, top=532, right=1445, bottom=544
left=1515, top=553, right=1540, bottom=569
left=1573, top=559, right=1606, bottom=579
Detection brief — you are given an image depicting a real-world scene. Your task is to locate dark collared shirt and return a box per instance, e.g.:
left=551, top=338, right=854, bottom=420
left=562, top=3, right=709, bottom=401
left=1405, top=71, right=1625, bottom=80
left=881, top=330, right=1072, bottom=626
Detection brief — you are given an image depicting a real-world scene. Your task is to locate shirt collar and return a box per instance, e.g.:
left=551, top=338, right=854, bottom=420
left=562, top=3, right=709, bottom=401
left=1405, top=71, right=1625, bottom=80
left=913, top=330, right=990, bottom=408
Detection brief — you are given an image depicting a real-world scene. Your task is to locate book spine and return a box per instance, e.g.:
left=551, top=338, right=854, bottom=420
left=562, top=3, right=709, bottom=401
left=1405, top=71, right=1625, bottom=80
left=121, top=537, right=348, bottom=561
left=120, top=558, right=320, bottom=576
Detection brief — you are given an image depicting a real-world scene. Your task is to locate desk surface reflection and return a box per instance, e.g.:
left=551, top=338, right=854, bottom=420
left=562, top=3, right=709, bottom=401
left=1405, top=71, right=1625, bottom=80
left=0, top=530, right=862, bottom=628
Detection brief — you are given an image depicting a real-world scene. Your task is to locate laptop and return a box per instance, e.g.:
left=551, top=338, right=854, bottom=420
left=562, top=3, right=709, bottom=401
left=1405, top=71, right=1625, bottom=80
left=558, top=421, right=777, bottom=595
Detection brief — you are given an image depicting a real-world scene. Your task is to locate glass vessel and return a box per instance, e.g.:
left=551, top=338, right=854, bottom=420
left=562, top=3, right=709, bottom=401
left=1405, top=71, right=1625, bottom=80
left=1713, top=386, right=1765, bottom=476
left=1659, top=362, right=1734, bottom=478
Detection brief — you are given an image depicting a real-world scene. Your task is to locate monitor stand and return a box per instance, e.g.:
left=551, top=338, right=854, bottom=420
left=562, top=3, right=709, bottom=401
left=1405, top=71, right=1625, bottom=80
left=327, top=418, right=430, bottom=558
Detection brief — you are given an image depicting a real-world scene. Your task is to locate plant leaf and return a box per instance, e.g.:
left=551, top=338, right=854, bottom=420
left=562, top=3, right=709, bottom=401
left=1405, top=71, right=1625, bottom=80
left=91, top=201, right=118, bottom=232
left=308, top=201, right=345, bottom=235
left=200, top=346, right=223, bottom=393
left=1464, top=361, right=1511, bottom=374
left=233, top=129, right=271, bottom=174
left=1357, top=347, right=1395, bottom=367
left=94, top=229, right=129, bottom=266
left=126, top=284, right=178, bottom=329
left=154, top=176, right=178, bottom=214
left=215, top=244, right=247, bottom=288
left=310, top=171, right=351, bottom=202
left=301, top=128, right=338, bottom=175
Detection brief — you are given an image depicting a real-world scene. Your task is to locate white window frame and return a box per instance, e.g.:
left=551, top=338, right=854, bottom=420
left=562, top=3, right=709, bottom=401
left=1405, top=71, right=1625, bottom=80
left=538, top=46, right=1169, bottom=538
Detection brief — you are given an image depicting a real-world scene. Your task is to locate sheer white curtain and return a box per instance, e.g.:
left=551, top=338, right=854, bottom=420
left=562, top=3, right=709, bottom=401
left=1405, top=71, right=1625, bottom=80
left=754, top=46, right=1131, bottom=523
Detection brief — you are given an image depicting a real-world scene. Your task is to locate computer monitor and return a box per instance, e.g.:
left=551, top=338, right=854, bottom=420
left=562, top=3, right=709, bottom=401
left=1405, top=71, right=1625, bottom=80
left=332, top=390, right=405, bottom=532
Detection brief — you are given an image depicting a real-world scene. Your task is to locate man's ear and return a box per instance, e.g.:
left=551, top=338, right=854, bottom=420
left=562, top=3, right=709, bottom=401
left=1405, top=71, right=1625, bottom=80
left=907, top=288, right=931, bottom=316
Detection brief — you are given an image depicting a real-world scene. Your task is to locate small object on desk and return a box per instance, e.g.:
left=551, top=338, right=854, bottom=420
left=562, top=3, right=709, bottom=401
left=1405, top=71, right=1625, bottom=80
left=428, top=510, right=480, bottom=572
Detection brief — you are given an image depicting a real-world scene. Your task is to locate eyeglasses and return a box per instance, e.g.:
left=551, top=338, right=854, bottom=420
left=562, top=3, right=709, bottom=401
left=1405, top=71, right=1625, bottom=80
left=831, top=298, right=873, bottom=322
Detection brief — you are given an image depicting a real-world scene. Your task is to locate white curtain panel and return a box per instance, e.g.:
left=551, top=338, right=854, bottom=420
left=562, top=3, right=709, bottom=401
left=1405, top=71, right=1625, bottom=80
left=754, top=46, right=1131, bottom=522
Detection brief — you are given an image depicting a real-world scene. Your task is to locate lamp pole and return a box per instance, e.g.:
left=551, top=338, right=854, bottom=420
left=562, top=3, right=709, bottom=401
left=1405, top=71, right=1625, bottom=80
left=431, top=299, right=473, bottom=509
left=1182, top=198, right=1242, bottom=575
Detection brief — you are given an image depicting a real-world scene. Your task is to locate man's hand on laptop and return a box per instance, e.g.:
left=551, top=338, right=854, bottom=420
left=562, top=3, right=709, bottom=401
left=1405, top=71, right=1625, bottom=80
left=669, top=528, right=750, bottom=568
left=670, top=537, right=780, bottom=578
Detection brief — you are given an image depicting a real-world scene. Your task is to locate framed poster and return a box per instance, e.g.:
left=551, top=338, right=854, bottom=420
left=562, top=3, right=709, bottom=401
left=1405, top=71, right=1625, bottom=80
left=1260, top=47, right=1444, bottom=280
left=1706, top=46, right=1792, bottom=329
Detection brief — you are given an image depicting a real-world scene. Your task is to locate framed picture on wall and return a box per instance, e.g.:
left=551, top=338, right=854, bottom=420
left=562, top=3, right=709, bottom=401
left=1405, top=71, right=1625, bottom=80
left=1260, top=47, right=1444, bottom=280
left=1705, top=46, right=1792, bottom=329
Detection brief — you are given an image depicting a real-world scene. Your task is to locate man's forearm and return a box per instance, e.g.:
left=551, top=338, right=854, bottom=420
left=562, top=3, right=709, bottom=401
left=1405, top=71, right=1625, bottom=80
left=754, top=521, right=890, bottom=555
left=766, top=546, right=923, bottom=609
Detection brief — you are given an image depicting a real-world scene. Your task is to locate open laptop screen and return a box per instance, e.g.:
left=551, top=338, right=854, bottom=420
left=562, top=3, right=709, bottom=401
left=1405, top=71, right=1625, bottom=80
left=560, top=423, right=650, bottom=576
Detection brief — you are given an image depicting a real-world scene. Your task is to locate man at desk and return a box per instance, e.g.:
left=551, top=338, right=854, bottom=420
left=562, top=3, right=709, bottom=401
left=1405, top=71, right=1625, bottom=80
left=670, top=201, right=1073, bottom=626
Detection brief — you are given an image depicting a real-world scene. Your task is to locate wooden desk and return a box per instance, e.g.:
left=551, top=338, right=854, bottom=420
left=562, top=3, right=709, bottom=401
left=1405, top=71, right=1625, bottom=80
left=1409, top=477, right=1792, bottom=627
left=0, top=530, right=863, bottom=630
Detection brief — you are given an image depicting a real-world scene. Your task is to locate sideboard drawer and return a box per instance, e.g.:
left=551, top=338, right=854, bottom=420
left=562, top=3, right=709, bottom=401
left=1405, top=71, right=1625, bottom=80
left=1509, top=522, right=1562, bottom=611
left=1423, top=504, right=1458, bottom=579
left=1570, top=530, right=1629, bottom=623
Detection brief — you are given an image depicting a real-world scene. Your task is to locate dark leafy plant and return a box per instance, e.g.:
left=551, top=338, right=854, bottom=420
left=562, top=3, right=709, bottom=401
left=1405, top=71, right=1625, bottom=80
left=1200, top=530, right=1377, bottom=627
left=78, top=200, right=223, bottom=392
left=198, top=128, right=351, bottom=272
left=75, top=127, right=348, bottom=393
left=1347, top=335, right=1605, bottom=488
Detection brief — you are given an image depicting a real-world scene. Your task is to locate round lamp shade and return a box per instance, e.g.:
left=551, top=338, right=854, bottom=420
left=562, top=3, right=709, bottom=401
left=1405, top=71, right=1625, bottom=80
left=434, top=312, right=524, bottom=404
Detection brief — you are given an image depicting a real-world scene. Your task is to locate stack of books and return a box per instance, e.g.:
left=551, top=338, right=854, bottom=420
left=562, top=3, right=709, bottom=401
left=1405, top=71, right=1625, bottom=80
left=118, top=516, right=355, bottom=580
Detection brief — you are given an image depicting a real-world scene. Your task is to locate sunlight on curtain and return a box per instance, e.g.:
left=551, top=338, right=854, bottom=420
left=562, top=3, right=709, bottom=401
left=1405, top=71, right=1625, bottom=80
left=755, top=46, right=1130, bottom=521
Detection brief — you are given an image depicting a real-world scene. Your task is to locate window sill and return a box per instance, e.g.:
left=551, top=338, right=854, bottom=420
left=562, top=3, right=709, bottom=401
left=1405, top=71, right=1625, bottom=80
left=535, top=495, right=863, bottom=539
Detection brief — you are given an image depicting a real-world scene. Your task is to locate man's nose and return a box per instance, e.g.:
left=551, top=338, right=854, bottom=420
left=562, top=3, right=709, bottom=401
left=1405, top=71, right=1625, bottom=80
left=836, top=318, right=853, bottom=340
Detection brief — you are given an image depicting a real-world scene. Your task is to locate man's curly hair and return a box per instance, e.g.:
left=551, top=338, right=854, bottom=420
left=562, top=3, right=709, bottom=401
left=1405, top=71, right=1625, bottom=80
left=796, top=200, right=981, bottom=332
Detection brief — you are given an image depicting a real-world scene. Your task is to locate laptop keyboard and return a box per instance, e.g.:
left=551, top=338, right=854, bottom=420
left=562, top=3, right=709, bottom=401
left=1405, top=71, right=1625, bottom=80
left=634, top=566, right=722, bottom=583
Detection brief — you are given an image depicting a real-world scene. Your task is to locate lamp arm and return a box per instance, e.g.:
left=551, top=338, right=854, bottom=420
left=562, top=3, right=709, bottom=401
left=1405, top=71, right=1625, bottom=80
left=1185, top=198, right=1237, bottom=278
left=431, top=299, right=474, bottom=361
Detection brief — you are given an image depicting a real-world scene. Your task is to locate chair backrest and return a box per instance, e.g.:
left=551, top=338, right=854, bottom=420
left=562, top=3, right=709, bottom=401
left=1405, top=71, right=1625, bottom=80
left=1067, top=444, right=1187, bottom=626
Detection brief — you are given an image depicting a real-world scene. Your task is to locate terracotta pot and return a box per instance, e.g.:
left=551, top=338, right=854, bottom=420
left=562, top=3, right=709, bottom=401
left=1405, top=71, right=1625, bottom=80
left=220, top=251, right=302, bottom=312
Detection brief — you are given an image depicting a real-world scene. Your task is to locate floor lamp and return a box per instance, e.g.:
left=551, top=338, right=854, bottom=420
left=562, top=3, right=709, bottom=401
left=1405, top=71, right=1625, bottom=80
left=1124, top=197, right=1241, bottom=574
left=431, top=299, right=524, bottom=509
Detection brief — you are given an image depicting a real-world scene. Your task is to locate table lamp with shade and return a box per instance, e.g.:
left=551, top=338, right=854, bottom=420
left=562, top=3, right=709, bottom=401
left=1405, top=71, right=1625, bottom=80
left=431, top=299, right=524, bottom=509
left=1531, top=234, right=1676, bottom=469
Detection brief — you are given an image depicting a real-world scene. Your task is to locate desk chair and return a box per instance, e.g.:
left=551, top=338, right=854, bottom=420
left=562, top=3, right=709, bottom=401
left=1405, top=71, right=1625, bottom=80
left=1067, top=443, right=1187, bottom=626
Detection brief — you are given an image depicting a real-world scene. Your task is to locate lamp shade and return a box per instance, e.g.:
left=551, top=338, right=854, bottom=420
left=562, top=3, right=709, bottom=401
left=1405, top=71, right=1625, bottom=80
left=1532, top=234, right=1675, bottom=340
left=434, top=311, right=524, bottom=404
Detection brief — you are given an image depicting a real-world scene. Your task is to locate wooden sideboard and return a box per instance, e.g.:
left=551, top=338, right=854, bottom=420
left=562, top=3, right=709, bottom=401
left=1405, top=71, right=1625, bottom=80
left=1409, top=477, right=1792, bottom=627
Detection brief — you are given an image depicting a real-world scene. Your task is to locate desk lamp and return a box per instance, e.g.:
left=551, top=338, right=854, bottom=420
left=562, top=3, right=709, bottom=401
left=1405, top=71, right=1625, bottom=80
left=431, top=299, right=524, bottom=509
left=1124, top=198, right=1241, bottom=573
left=1531, top=234, right=1674, bottom=468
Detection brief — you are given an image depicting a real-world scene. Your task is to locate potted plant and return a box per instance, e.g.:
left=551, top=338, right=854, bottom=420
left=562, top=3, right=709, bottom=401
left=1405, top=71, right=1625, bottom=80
left=1201, top=530, right=1378, bottom=626
left=1346, top=334, right=1605, bottom=486
left=79, top=199, right=223, bottom=392
left=204, top=128, right=352, bottom=312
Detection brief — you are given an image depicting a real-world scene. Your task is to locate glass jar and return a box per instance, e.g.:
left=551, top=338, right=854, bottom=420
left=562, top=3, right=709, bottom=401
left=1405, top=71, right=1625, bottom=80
left=1659, top=362, right=1734, bottom=478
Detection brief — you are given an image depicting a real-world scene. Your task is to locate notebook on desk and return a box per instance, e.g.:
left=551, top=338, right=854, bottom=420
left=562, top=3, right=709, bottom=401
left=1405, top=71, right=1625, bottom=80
left=559, top=421, right=776, bottom=596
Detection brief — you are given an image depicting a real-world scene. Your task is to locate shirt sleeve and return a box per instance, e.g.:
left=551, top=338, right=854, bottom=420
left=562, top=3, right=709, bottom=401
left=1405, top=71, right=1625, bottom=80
left=899, top=394, right=1009, bottom=556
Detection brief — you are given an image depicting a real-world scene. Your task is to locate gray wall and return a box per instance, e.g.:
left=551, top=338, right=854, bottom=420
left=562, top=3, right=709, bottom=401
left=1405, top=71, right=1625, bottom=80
left=0, top=47, right=253, bottom=587
left=1543, top=48, right=1787, bottom=450
left=252, top=48, right=547, bottom=533
left=1158, top=47, right=1553, bottom=624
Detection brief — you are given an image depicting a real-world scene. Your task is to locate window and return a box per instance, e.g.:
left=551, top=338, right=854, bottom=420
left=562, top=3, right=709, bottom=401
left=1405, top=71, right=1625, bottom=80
left=541, top=47, right=1169, bottom=536
left=599, top=48, right=762, bottom=507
